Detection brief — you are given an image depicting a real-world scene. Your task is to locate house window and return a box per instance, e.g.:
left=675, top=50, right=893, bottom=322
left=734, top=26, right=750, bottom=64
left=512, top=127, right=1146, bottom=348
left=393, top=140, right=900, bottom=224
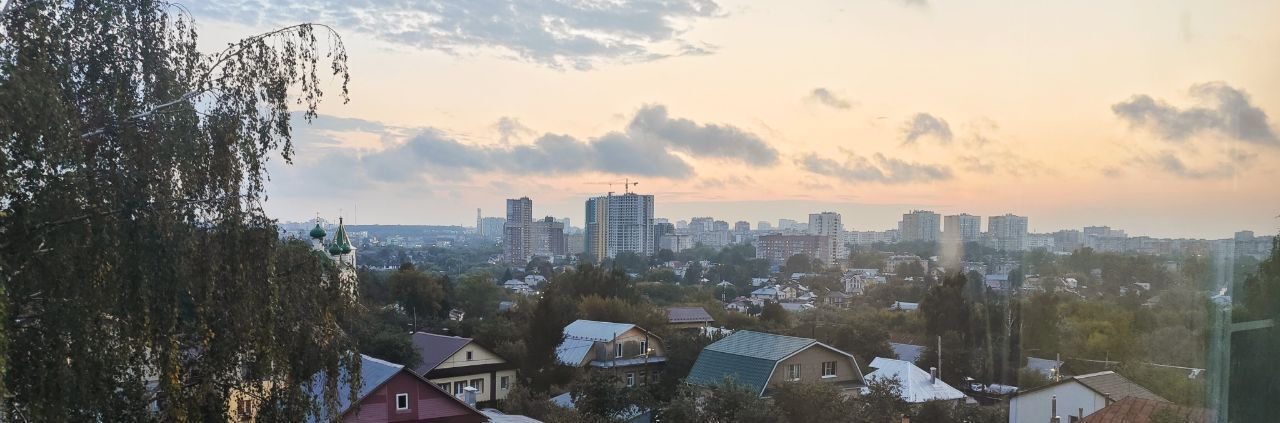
left=454, top=382, right=465, bottom=395
left=787, top=364, right=802, bottom=380
left=470, top=378, right=484, bottom=393
left=438, top=383, right=450, bottom=391
left=615, top=343, right=624, bottom=358
left=466, top=350, right=473, bottom=361
left=626, top=372, right=636, bottom=387
left=395, top=393, right=409, bottom=411
left=639, top=340, right=649, bottom=356
left=822, top=361, right=837, bottom=377
left=500, top=376, right=510, bottom=389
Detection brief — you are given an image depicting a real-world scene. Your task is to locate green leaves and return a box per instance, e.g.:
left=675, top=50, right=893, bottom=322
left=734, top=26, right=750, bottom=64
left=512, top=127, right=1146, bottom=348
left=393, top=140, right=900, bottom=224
left=1, top=0, right=356, bottom=419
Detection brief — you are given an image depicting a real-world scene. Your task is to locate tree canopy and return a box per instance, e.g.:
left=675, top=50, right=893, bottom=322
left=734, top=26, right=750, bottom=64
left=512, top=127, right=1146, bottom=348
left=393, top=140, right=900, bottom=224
left=0, top=0, right=358, bottom=419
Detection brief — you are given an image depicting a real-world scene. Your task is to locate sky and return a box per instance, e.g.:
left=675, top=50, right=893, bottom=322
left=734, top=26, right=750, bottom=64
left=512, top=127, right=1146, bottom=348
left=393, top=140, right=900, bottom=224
left=193, top=0, right=1280, bottom=239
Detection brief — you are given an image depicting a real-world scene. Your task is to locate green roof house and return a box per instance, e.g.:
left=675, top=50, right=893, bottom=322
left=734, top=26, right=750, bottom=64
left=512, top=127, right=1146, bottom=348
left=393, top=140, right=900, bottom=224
left=686, top=330, right=865, bottom=397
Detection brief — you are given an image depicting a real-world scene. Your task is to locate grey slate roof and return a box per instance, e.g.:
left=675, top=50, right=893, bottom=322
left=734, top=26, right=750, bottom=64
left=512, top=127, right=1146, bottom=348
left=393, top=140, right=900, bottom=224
left=666, top=307, right=715, bottom=324
left=410, top=332, right=471, bottom=374
left=685, top=331, right=820, bottom=395
left=1013, top=370, right=1167, bottom=403
left=1074, top=371, right=1167, bottom=402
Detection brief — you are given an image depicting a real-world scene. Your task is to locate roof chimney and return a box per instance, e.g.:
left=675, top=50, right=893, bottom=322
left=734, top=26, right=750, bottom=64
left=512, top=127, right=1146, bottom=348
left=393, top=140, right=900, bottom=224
left=462, top=386, right=478, bottom=407
left=929, top=367, right=937, bottom=384
left=1051, top=395, right=1060, bottom=423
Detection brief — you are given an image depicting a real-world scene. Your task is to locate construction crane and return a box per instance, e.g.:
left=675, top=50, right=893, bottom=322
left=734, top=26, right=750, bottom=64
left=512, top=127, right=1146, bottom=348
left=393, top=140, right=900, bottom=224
left=584, top=178, right=639, bottom=194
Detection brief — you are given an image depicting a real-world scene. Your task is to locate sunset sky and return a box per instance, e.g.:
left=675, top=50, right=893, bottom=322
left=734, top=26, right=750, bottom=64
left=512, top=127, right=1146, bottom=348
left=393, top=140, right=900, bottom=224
left=195, top=0, right=1280, bottom=239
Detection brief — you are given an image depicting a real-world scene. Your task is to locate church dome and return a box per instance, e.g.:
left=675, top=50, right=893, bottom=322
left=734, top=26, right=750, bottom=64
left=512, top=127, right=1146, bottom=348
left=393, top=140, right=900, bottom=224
left=309, top=224, right=326, bottom=239
left=328, top=242, right=343, bottom=255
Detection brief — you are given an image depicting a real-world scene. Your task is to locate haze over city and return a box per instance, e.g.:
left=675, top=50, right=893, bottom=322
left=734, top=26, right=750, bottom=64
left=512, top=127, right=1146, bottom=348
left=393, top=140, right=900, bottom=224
left=187, top=1, right=1280, bottom=239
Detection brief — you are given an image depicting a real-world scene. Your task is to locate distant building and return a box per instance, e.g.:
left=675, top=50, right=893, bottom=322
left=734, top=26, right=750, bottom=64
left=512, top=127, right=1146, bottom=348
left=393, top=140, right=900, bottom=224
left=808, top=212, right=845, bottom=267
left=693, top=230, right=732, bottom=249
left=849, top=230, right=899, bottom=245
left=689, top=217, right=715, bottom=233
left=666, top=307, right=715, bottom=330
left=713, top=220, right=730, bottom=232
left=658, top=233, right=694, bottom=253
left=565, top=233, right=585, bottom=255
left=1053, top=229, right=1084, bottom=253
left=479, top=217, right=506, bottom=240
left=757, top=221, right=774, bottom=231
left=531, top=216, right=565, bottom=258
left=757, top=234, right=830, bottom=265
left=734, top=221, right=751, bottom=233
left=943, top=213, right=981, bottom=243
left=899, top=210, right=941, bottom=242
left=585, top=193, right=655, bottom=261
left=653, top=222, right=675, bottom=252
left=988, top=214, right=1029, bottom=251
left=504, top=197, right=533, bottom=264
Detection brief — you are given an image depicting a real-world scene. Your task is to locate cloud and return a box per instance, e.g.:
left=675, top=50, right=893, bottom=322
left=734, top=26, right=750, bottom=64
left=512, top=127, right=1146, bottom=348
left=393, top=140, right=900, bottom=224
left=276, top=105, right=779, bottom=188
left=493, top=117, right=534, bottom=144
left=807, top=88, right=852, bottom=109
left=627, top=105, right=779, bottom=166
left=901, top=113, right=953, bottom=144
left=799, top=153, right=952, bottom=183
left=192, top=0, right=723, bottom=70
left=1112, top=82, right=1278, bottom=145
left=1152, top=152, right=1236, bottom=179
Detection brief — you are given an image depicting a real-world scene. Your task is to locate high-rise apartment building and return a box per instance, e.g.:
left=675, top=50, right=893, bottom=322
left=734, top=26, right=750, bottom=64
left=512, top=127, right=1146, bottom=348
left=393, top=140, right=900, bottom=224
left=756, top=234, right=830, bottom=266
left=943, top=214, right=981, bottom=243
left=808, top=212, right=845, bottom=267
left=899, top=210, right=941, bottom=242
left=689, top=217, right=715, bottom=233
left=503, top=197, right=533, bottom=264
left=734, top=221, right=751, bottom=233
left=988, top=214, right=1029, bottom=251
left=757, top=221, right=773, bottom=231
left=531, top=216, right=566, bottom=258
left=585, top=193, right=656, bottom=261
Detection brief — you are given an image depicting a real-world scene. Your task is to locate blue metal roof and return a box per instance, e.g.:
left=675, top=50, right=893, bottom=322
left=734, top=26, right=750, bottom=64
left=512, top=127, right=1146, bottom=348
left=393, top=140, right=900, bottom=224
left=305, top=354, right=404, bottom=422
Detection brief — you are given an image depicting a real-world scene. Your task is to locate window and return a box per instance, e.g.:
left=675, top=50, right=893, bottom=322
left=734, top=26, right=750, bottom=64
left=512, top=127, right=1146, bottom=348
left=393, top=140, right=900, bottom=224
left=615, top=343, right=624, bottom=358
left=453, top=382, right=464, bottom=395
left=466, top=350, right=473, bottom=361
left=639, top=340, right=649, bottom=356
left=626, top=372, right=636, bottom=387
left=438, top=383, right=450, bottom=391
left=395, top=393, right=409, bottom=411
left=470, top=378, right=484, bottom=393
left=639, top=370, right=648, bottom=384
left=500, top=376, right=510, bottom=390
left=822, top=361, right=837, bottom=377
left=787, top=364, right=801, bottom=380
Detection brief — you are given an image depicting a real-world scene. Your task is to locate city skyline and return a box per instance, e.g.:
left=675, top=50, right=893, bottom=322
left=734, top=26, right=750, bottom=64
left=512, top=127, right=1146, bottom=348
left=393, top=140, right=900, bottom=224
left=188, top=1, right=1280, bottom=240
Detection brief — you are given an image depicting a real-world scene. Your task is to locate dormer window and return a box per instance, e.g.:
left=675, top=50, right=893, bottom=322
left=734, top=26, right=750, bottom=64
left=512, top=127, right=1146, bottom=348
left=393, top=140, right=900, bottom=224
left=466, top=350, right=473, bottom=361
left=615, top=343, right=624, bottom=358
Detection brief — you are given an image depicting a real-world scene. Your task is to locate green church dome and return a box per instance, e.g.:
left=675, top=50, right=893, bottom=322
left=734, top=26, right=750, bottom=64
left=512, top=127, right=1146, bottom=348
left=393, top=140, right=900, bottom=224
left=309, top=224, right=326, bottom=239
left=328, top=243, right=343, bottom=255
